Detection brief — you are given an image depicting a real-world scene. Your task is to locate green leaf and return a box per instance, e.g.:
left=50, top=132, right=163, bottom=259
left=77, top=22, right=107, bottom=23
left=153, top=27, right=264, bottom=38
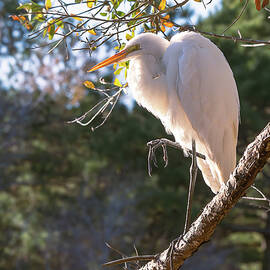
left=100, top=13, right=107, bottom=16
left=127, top=20, right=136, bottom=27
left=119, top=61, right=129, bottom=68
left=33, top=13, right=45, bottom=22
left=43, top=28, right=47, bottom=38
left=144, top=23, right=150, bottom=30
left=56, top=20, right=64, bottom=28
left=116, top=11, right=125, bottom=17
left=112, top=0, right=123, bottom=8
left=17, top=3, right=31, bottom=10
left=120, top=43, right=126, bottom=50
left=114, top=78, right=122, bottom=87
left=130, top=1, right=139, bottom=10
left=48, top=24, right=55, bottom=40
left=114, top=44, right=126, bottom=51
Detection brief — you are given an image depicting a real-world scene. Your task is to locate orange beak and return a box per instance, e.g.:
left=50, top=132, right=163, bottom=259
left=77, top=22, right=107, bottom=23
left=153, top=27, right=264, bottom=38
left=87, top=49, right=129, bottom=72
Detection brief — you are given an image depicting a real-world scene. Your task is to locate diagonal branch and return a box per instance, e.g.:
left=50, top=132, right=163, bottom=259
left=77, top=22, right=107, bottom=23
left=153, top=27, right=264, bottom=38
left=103, top=123, right=270, bottom=269
left=139, top=122, right=270, bottom=270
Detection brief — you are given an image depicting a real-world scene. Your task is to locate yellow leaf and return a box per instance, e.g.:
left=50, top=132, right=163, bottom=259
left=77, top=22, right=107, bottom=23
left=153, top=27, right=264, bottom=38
left=193, top=0, right=201, bottom=1
left=159, top=0, right=166, bottom=10
left=160, top=14, right=174, bottom=28
left=21, top=16, right=27, bottom=21
left=126, top=33, right=132, bottom=41
left=87, top=0, right=94, bottom=8
left=163, top=20, right=174, bottom=27
left=73, top=17, right=83, bottom=21
left=114, top=78, right=122, bottom=87
left=45, top=0, right=52, bottom=10
left=70, top=14, right=83, bottom=21
left=83, top=81, right=95, bottom=89
left=160, top=24, right=165, bottom=32
left=88, top=29, right=96, bottom=35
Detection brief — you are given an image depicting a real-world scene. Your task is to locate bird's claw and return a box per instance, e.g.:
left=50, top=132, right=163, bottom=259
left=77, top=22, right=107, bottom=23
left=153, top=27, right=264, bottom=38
left=162, top=144, right=168, bottom=168
left=147, top=139, right=170, bottom=176
left=167, top=235, right=184, bottom=270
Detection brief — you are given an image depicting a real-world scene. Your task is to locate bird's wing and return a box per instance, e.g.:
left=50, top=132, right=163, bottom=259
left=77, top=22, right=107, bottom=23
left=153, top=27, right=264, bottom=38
left=164, top=35, right=239, bottom=192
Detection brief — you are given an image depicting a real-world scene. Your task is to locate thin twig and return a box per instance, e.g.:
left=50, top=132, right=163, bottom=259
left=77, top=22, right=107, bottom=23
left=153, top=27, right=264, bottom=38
left=222, top=0, right=249, bottom=34
left=177, top=25, right=270, bottom=46
left=103, top=255, right=155, bottom=267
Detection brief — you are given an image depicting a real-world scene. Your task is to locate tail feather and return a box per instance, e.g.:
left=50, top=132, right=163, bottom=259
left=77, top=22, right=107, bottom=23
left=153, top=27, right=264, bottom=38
left=197, top=158, right=221, bottom=194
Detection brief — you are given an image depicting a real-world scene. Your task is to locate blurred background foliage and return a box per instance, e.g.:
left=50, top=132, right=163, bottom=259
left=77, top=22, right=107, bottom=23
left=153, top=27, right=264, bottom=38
left=0, top=0, right=270, bottom=269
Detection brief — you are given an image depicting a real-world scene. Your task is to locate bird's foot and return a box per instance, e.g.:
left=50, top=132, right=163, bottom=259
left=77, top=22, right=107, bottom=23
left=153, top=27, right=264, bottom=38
left=147, top=138, right=205, bottom=176
left=166, top=235, right=184, bottom=270
left=147, top=138, right=171, bottom=176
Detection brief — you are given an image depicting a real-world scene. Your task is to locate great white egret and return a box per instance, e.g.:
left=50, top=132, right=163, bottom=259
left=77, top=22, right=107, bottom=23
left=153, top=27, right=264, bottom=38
left=88, top=31, right=240, bottom=232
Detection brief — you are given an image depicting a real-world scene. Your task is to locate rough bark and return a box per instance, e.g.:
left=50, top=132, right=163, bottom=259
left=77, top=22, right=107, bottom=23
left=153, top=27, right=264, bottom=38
left=139, top=123, right=270, bottom=270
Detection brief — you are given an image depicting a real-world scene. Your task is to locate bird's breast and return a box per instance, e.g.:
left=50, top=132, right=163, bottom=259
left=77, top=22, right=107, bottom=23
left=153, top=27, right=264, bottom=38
left=127, top=55, right=169, bottom=121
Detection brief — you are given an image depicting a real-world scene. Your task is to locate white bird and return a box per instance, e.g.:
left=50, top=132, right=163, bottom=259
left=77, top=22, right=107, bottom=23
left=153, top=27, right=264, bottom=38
left=88, top=31, right=239, bottom=229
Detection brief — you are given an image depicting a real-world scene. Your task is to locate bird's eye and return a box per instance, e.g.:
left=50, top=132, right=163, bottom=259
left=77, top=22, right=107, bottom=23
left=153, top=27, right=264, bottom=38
left=127, top=44, right=141, bottom=54
left=134, top=44, right=141, bottom=50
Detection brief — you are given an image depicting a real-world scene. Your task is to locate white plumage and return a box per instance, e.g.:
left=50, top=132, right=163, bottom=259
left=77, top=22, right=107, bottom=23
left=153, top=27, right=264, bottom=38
left=89, top=31, right=240, bottom=194
left=126, top=32, right=239, bottom=193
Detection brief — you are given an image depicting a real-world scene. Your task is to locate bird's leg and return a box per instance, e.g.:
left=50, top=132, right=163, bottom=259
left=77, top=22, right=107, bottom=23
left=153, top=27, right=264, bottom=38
left=147, top=138, right=205, bottom=176
left=183, top=139, right=198, bottom=234
left=148, top=138, right=199, bottom=269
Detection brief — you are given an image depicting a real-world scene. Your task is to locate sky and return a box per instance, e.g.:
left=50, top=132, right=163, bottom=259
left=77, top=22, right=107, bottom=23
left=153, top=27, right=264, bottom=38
left=2, top=0, right=222, bottom=97
left=83, top=0, right=223, bottom=108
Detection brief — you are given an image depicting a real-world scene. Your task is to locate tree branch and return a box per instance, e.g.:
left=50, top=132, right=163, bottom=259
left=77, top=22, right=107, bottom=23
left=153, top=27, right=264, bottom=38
left=176, top=25, right=270, bottom=46
left=136, top=123, right=270, bottom=270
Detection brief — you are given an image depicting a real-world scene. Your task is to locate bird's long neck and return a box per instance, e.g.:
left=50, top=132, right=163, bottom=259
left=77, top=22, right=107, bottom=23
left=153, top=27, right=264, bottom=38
left=127, top=54, right=169, bottom=122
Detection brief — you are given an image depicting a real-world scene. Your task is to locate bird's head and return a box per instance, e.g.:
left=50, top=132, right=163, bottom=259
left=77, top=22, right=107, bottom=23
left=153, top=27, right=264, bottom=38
left=88, top=33, right=168, bottom=72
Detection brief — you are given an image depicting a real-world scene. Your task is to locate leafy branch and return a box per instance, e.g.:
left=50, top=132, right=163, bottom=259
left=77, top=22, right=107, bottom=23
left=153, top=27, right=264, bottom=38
left=12, top=0, right=270, bottom=56
left=67, top=79, right=126, bottom=131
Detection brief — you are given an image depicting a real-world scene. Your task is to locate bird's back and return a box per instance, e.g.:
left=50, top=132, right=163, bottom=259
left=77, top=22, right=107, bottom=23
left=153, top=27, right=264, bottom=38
left=126, top=32, right=239, bottom=193
left=163, top=32, right=240, bottom=193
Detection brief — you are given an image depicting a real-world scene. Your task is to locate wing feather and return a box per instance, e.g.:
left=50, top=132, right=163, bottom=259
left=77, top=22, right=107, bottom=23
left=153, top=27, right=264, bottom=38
left=164, top=32, right=239, bottom=193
